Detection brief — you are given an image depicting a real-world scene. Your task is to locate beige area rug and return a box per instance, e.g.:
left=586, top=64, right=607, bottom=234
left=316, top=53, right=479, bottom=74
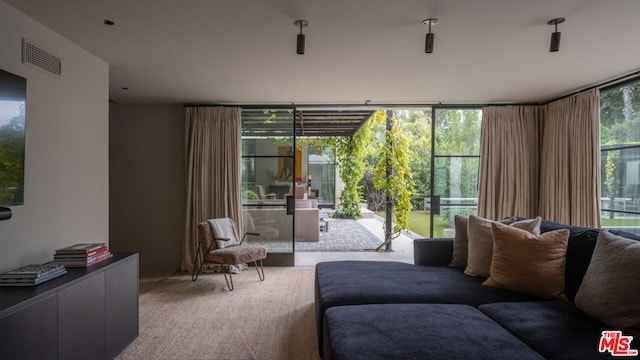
left=117, top=267, right=320, bottom=360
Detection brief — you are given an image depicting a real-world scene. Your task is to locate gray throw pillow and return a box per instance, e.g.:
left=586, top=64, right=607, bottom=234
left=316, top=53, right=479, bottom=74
left=449, top=215, right=469, bottom=268
left=575, top=230, right=640, bottom=337
left=449, top=215, right=516, bottom=268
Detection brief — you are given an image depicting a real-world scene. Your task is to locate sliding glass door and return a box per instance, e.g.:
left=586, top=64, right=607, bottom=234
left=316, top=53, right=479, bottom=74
left=241, top=108, right=296, bottom=265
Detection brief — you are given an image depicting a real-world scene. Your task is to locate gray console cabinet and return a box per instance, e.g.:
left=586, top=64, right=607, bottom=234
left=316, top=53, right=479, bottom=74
left=0, top=253, right=139, bottom=360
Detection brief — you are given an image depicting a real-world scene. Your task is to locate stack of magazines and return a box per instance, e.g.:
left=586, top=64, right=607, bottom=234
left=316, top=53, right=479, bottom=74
left=0, top=263, right=67, bottom=286
left=53, top=243, right=113, bottom=267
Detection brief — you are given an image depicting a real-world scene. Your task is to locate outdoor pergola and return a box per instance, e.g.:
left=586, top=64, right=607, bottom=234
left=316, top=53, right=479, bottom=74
left=241, top=108, right=375, bottom=137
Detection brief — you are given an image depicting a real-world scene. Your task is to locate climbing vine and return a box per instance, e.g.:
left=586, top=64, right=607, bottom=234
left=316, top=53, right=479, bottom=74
left=331, top=111, right=385, bottom=219
left=373, top=115, right=415, bottom=250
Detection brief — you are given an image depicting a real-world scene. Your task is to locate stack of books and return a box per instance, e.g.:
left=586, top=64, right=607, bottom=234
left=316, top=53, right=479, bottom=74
left=0, top=263, right=67, bottom=286
left=53, top=243, right=113, bottom=267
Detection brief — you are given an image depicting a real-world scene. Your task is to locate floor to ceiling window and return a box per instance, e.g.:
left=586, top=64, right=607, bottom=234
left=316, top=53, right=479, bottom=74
left=367, top=108, right=482, bottom=238
left=600, top=79, right=640, bottom=234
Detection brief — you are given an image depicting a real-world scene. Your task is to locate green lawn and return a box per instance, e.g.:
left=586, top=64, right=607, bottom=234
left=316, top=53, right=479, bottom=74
left=375, top=210, right=450, bottom=238
left=601, top=218, right=640, bottom=227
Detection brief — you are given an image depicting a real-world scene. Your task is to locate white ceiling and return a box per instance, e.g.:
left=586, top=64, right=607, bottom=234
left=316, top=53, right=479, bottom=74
left=6, top=0, right=640, bottom=105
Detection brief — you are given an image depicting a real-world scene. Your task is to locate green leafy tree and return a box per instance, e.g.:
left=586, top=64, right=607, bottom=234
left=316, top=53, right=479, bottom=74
left=394, top=110, right=432, bottom=209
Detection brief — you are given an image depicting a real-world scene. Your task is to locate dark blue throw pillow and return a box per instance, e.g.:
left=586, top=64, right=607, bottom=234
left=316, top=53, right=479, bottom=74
left=514, top=218, right=601, bottom=300
left=564, top=229, right=599, bottom=300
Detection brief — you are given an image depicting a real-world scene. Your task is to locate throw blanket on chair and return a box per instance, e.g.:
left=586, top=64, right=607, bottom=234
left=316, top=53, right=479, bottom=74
left=207, top=218, right=239, bottom=248
left=206, top=218, right=247, bottom=274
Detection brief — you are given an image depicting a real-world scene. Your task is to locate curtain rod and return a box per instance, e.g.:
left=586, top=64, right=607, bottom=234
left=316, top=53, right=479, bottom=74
left=183, top=102, right=523, bottom=109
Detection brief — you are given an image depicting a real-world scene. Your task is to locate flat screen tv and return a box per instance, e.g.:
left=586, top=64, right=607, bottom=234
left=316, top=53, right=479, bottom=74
left=0, top=68, right=26, bottom=207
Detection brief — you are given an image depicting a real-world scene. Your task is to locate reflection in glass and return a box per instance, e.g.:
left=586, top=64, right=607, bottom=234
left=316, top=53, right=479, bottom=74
left=435, top=108, right=482, bottom=156
left=433, top=156, right=480, bottom=238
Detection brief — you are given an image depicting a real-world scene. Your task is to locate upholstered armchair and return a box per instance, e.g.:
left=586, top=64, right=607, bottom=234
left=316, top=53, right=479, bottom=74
left=192, top=218, right=267, bottom=291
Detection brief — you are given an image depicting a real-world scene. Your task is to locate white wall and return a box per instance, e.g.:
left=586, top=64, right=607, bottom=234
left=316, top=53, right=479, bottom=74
left=0, top=1, right=109, bottom=273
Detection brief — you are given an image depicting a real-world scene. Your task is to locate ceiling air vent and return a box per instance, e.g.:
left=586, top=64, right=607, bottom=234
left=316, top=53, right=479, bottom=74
left=22, top=39, right=62, bottom=77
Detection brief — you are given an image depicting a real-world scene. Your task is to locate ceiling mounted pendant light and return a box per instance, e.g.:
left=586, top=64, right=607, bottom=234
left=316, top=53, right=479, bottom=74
left=294, top=20, right=308, bottom=55
left=547, top=18, right=565, bottom=52
left=422, top=18, right=438, bottom=54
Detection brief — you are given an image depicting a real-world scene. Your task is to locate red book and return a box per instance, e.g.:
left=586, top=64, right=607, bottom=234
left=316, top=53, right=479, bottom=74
left=85, top=246, right=109, bottom=258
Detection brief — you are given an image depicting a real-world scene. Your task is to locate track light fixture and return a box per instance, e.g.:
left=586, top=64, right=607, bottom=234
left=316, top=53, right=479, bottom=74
left=422, top=18, right=438, bottom=54
left=294, top=20, right=308, bottom=55
left=547, top=18, right=565, bottom=52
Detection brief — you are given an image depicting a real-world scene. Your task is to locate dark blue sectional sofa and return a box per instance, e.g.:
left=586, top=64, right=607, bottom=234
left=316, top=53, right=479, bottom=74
left=315, top=219, right=640, bottom=360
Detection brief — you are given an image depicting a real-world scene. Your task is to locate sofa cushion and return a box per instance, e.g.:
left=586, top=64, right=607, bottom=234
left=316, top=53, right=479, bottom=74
left=324, top=304, right=544, bottom=360
left=480, top=301, right=617, bottom=360
left=315, top=260, right=541, bottom=356
left=575, top=230, right=640, bottom=337
left=465, top=216, right=541, bottom=277
left=449, top=214, right=469, bottom=268
left=483, top=223, right=569, bottom=300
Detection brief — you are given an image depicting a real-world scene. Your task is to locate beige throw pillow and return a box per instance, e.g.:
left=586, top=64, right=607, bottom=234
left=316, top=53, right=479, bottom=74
left=450, top=215, right=516, bottom=268
left=575, top=230, right=640, bottom=337
left=449, top=215, right=469, bottom=268
left=483, top=222, right=569, bottom=300
left=464, top=216, right=541, bottom=278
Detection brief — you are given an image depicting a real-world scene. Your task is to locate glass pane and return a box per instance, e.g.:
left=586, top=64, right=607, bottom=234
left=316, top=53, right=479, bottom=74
left=600, top=82, right=640, bottom=147
left=601, top=147, right=640, bottom=210
left=600, top=80, right=640, bottom=228
left=242, top=207, right=293, bottom=253
left=242, top=109, right=294, bottom=156
left=241, top=158, right=255, bottom=196
left=434, top=108, right=482, bottom=156
left=601, top=211, right=640, bottom=236
left=433, top=156, right=480, bottom=238
left=241, top=108, right=295, bottom=259
left=308, top=147, right=335, bottom=206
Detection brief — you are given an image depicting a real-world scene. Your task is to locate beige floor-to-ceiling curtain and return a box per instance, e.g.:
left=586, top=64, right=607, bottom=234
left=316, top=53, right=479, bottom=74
left=182, top=106, right=242, bottom=272
left=539, top=89, right=601, bottom=227
left=477, top=105, right=540, bottom=220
